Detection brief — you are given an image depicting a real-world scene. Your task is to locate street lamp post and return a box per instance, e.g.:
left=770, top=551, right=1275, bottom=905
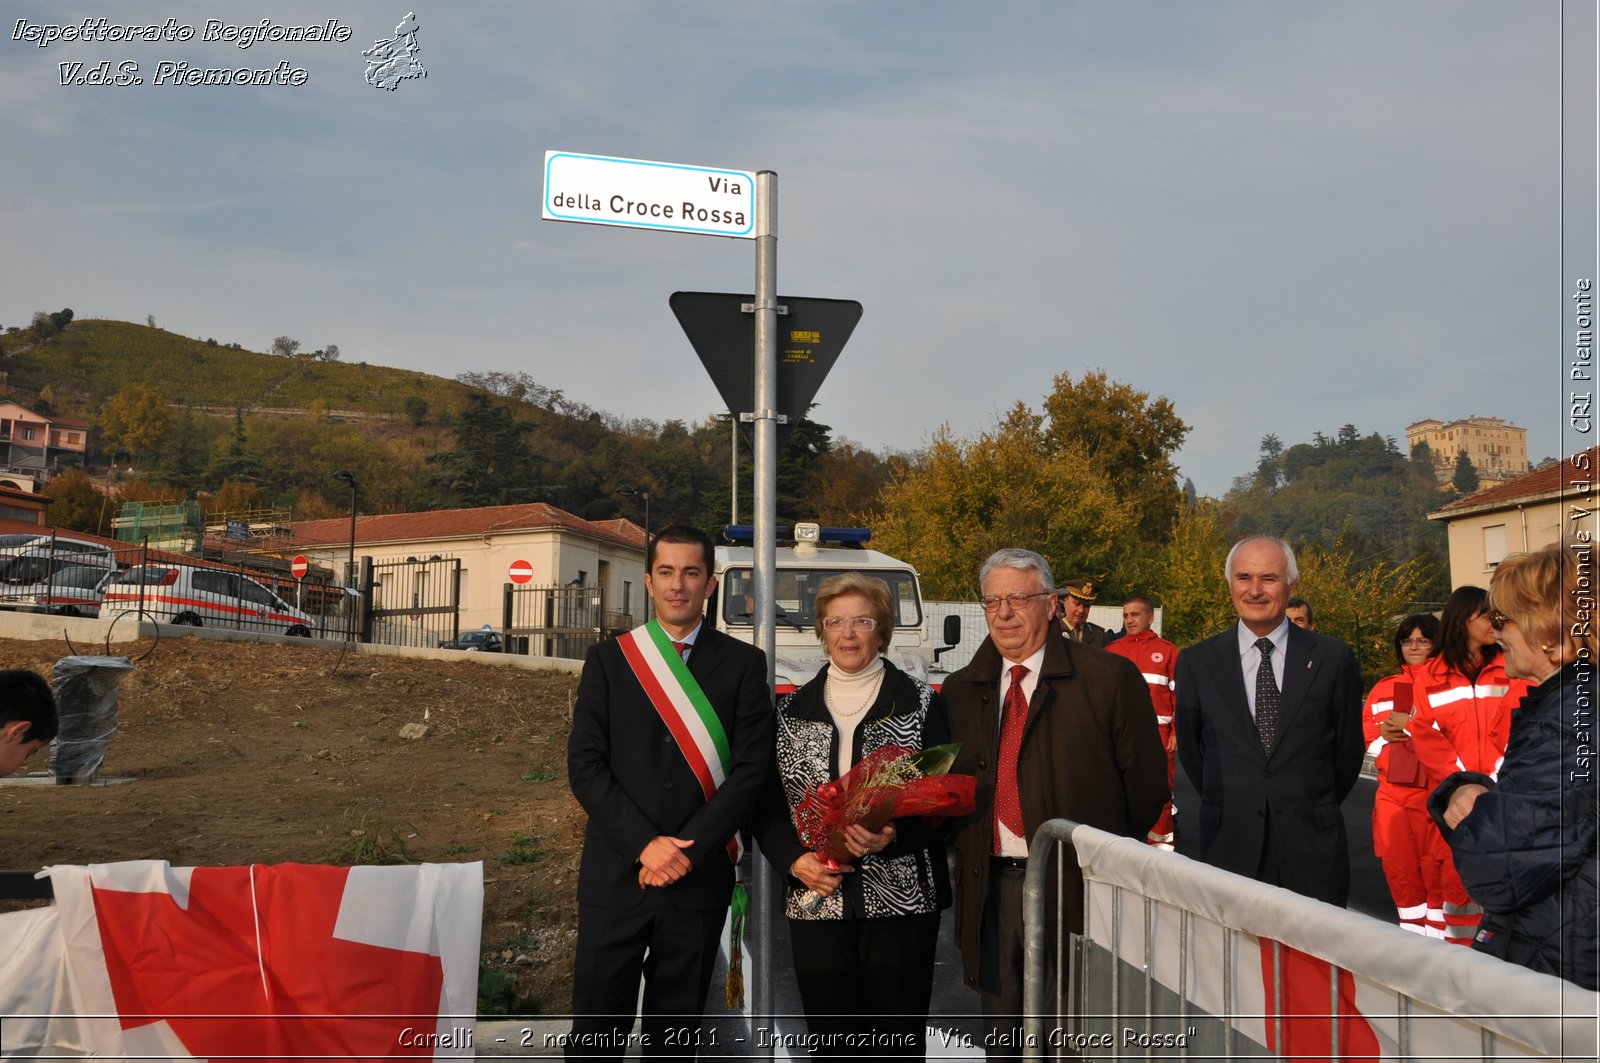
left=616, top=485, right=652, bottom=622
left=616, top=484, right=651, bottom=544
left=332, top=470, right=358, bottom=638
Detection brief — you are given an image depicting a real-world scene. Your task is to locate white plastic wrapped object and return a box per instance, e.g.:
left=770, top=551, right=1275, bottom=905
left=48, top=656, right=134, bottom=785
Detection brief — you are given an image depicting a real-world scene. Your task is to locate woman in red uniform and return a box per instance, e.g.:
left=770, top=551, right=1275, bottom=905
left=1362, top=613, right=1441, bottom=935
left=1406, top=587, right=1531, bottom=943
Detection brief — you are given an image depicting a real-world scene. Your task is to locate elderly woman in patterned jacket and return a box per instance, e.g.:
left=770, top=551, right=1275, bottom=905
left=755, top=572, right=951, bottom=1062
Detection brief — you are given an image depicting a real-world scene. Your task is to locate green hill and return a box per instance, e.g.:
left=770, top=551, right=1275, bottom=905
left=3, top=319, right=484, bottom=422
left=0, top=317, right=780, bottom=533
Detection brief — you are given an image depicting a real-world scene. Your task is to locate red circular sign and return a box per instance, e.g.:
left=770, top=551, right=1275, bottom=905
left=508, top=559, right=534, bottom=585
left=291, top=555, right=309, bottom=580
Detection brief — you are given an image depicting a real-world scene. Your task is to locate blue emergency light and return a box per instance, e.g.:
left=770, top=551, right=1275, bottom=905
left=722, top=525, right=873, bottom=545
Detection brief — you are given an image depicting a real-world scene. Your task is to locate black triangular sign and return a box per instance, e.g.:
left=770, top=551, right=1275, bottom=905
left=671, top=291, right=862, bottom=449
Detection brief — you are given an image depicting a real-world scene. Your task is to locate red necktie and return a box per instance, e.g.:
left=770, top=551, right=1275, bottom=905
left=994, top=664, right=1029, bottom=851
left=671, top=640, right=690, bottom=661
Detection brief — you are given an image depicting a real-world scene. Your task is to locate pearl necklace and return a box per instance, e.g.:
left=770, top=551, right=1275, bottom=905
left=825, top=664, right=886, bottom=719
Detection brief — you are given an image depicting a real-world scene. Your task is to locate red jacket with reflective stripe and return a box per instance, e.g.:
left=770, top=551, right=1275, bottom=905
left=1407, top=655, right=1531, bottom=785
left=1106, top=630, right=1178, bottom=722
left=1362, top=663, right=1434, bottom=785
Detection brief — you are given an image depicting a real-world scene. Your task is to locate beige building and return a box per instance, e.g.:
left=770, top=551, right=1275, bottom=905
left=286, top=502, right=647, bottom=646
left=1406, top=416, right=1529, bottom=487
left=1428, top=447, right=1598, bottom=589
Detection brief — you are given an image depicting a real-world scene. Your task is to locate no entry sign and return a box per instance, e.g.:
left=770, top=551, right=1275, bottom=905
left=508, top=560, right=535, bottom=585
left=291, top=555, right=309, bottom=580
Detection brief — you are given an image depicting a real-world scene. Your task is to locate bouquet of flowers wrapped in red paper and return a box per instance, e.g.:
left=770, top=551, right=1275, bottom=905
left=792, top=743, right=976, bottom=867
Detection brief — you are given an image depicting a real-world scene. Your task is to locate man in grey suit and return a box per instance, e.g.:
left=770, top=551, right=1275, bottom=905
left=1174, top=536, right=1363, bottom=906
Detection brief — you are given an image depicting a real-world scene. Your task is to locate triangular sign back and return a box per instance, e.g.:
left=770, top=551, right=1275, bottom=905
left=670, top=292, right=862, bottom=448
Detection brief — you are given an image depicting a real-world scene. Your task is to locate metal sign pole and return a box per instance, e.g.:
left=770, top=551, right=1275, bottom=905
left=750, top=169, right=778, bottom=1047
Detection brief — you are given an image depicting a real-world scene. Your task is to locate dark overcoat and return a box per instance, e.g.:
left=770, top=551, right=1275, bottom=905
left=944, top=634, right=1168, bottom=991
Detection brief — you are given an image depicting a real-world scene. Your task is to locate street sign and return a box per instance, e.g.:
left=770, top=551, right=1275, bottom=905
left=542, top=151, right=756, bottom=239
left=291, top=555, right=309, bottom=580
left=508, top=559, right=534, bottom=585
left=670, top=292, right=863, bottom=448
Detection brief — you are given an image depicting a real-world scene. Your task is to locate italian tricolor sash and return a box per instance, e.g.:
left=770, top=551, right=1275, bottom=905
left=617, top=620, right=742, bottom=863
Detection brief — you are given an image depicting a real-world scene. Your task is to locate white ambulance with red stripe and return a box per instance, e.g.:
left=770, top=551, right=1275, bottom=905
left=709, top=523, right=956, bottom=693
left=100, top=562, right=314, bottom=636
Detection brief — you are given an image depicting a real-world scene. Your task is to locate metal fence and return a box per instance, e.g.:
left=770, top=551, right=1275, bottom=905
left=503, top=582, right=611, bottom=660
left=364, top=555, right=461, bottom=648
left=1024, top=820, right=1597, bottom=1061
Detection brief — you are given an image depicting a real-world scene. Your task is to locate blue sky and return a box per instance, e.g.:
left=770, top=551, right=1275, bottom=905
left=1, top=1, right=1582, bottom=496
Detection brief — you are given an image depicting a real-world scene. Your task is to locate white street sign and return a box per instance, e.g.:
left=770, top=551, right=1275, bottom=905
left=542, top=150, right=756, bottom=239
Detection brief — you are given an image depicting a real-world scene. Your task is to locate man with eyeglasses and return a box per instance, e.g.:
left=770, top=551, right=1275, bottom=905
left=944, top=548, right=1167, bottom=1059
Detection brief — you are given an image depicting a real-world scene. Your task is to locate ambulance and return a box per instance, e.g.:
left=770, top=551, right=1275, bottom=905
left=707, top=523, right=958, bottom=692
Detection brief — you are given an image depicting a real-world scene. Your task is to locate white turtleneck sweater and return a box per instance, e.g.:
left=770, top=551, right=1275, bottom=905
left=825, top=655, right=886, bottom=778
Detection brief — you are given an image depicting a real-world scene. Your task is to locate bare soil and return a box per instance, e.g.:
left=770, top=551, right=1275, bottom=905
left=0, top=637, right=585, bottom=1015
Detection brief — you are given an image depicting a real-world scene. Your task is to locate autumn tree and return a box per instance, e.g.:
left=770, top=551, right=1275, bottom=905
left=1293, top=532, right=1437, bottom=687
left=99, top=384, right=174, bottom=459
left=292, top=488, right=344, bottom=521
left=44, top=468, right=113, bottom=535
left=1140, top=500, right=1235, bottom=646
left=206, top=479, right=264, bottom=518
left=270, top=336, right=301, bottom=358
left=1039, top=370, right=1189, bottom=546
left=799, top=440, right=895, bottom=526
left=870, top=405, right=1135, bottom=599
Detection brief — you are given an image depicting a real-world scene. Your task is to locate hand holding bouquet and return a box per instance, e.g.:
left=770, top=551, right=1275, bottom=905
left=791, top=743, right=975, bottom=909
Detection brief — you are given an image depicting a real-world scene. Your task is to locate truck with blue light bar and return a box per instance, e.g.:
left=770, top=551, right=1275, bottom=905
left=710, top=522, right=959, bottom=692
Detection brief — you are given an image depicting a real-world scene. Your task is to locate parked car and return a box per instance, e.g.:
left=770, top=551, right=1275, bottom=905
left=0, top=564, right=114, bottom=617
left=0, top=533, right=43, bottom=558
left=439, top=630, right=503, bottom=652
left=100, top=563, right=313, bottom=636
left=0, top=535, right=116, bottom=585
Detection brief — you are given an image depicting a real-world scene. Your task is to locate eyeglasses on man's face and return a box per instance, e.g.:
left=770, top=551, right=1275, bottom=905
left=822, top=616, right=877, bottom=632
left=980, top=591, right=1052, bottom=613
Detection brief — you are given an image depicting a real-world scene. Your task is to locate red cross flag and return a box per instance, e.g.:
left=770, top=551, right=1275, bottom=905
left=0, top=861, right=481, bottom=1058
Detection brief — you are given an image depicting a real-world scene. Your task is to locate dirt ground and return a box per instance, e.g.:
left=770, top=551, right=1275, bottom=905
left=0, top=636, right=586, bottom=1015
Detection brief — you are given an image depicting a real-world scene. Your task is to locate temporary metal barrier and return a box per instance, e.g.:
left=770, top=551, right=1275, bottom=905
left=502, top=582, right=606, bottom=660
left=1025, top=820, right=1598, bottom=1061
left=365, top=555, right=461, bottom=648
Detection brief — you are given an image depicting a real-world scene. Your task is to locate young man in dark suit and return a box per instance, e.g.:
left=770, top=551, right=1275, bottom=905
left=1174, top=536, right=1363, bottom=906
left=566, top=525, right=773, bottom=1059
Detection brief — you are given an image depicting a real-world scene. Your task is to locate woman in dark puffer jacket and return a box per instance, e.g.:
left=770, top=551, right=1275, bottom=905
left=1429, top=541, right=1599, bottom=989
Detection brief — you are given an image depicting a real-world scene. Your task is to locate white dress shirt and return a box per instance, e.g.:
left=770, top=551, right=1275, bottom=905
left=1236, top=618, right=1290, bottom=720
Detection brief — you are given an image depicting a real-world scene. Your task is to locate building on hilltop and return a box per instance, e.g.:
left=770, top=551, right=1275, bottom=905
left=1428, top=446, right=1597, bottom=589
left=0, top=400, right=89, bottom=481
left=1406, top=416, right=1529, bottom=487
